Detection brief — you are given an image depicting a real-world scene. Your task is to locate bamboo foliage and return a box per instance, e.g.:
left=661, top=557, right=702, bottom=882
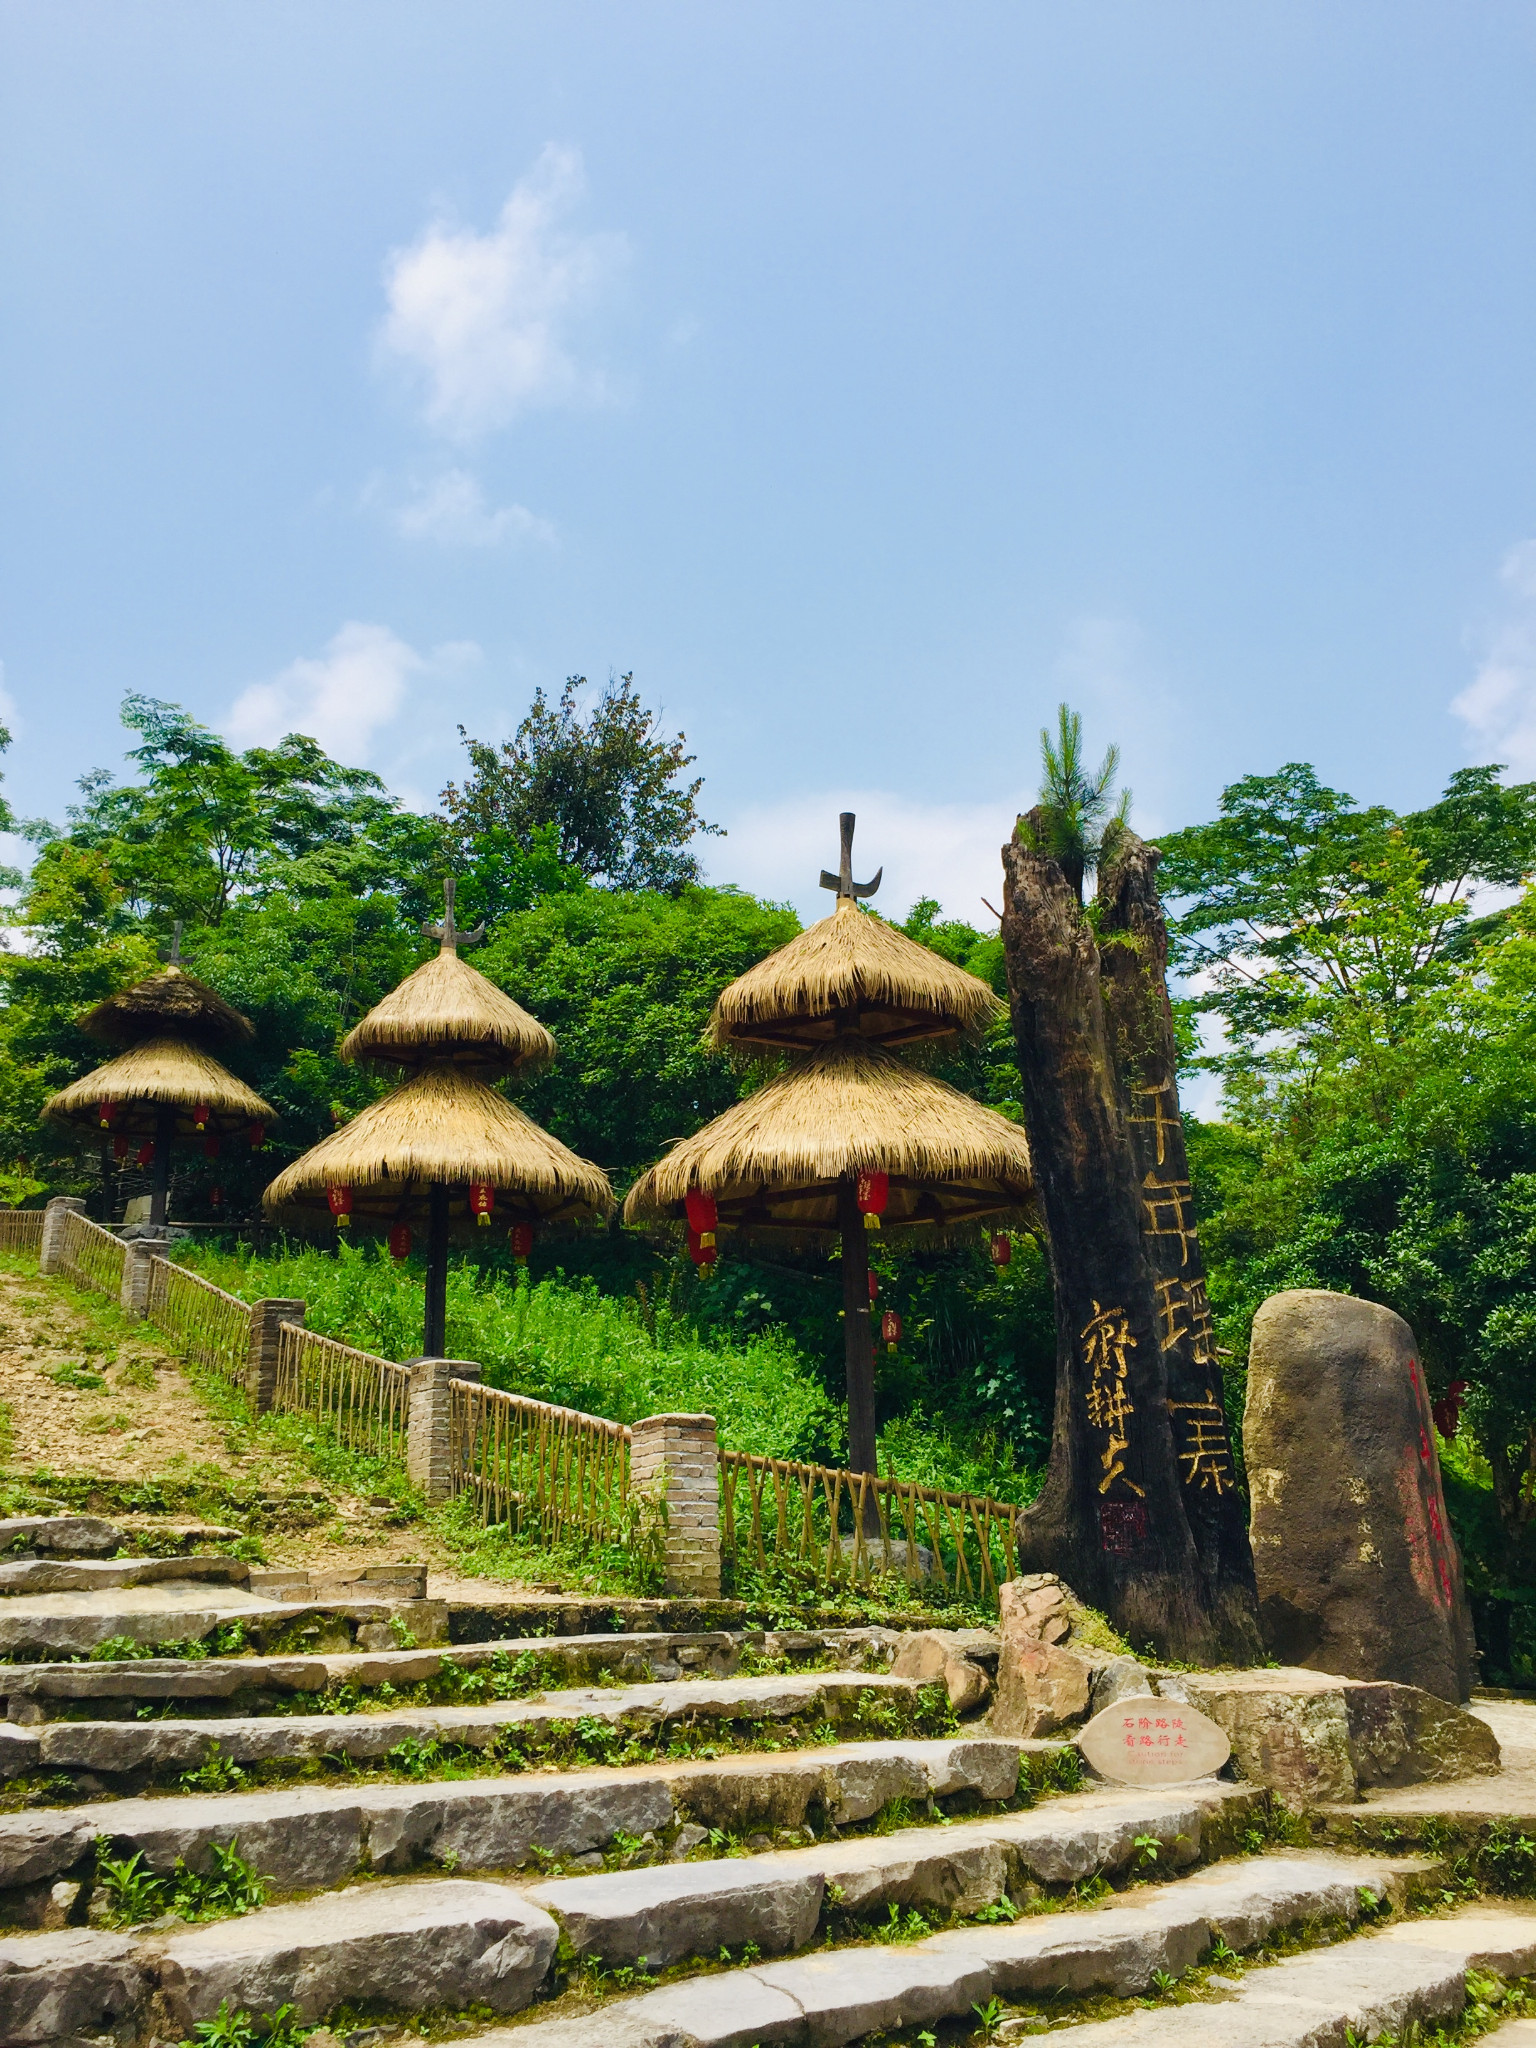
left=448, top=1379, right=631, bottom=1546
left=56, top=1211, right=126, bottom=1298
left=273, top=1323, right=412, bottom=1460
left=145, top=1259, right=253, bottom=1384
left=0, top=1213, right=44, bottom=1254
left=717, top=1449, right=1020, bottom=1603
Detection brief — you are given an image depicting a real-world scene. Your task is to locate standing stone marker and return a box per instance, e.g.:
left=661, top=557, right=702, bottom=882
left=1078, top=1694, right=1230, bottom=1784
left=1245, top=1288, right=1478, bottom=1702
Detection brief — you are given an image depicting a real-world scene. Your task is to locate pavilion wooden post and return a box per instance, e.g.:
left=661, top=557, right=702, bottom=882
left=838, top=1176, right=878, bottom=1477
left=424, top=1183, right=450, bottom=1359
left=149, top=1103, right=175, bottom=1227
left=1000, top=818, right=1222, bottom=1664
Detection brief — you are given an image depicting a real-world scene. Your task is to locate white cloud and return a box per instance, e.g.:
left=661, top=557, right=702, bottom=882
left=1451, top=541, right=1536, bottom=773
left=379, top=145, right=627, bottom=440
left=714, top=789, right=1018, bottom=928
left=388, top=469, right=555, bottom=548
left=223, top=622, right=479, bottom=763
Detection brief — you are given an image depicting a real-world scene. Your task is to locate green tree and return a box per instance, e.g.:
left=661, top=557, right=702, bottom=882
left=442, top=674, right=721, bottom=894
left=1015, top=703, right=1130, bottom=903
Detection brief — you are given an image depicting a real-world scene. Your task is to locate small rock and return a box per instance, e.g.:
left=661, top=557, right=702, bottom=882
left=997, top=2018, right=1045, bottom=2036
left=1206, top=1974, right=1243, bottom=1991
left=746, top=1833, right=772, bottom=1851
left=992, top=1638, right=1095, bottom=1739
left=670, top=1824, right=708, bottom=1861
left=566, top=1851, right=604, bottom=1871
left=7, top=1700, right=45, bottom=1728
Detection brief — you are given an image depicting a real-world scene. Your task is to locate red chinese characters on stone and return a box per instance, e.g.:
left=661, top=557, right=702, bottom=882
left=1398, top=1358, right=1458, bottom=1615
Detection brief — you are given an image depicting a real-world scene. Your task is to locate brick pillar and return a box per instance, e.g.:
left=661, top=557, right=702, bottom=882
left=119, top=1234, right=170, bottom=1318
left=246, top=1299, right=305, bottom=1412
left=38, top=1197, right=85, bottom=1277
left=629, top=1411, right=721, bottom=1598
left=406, top=1359, right=481, bottom=1503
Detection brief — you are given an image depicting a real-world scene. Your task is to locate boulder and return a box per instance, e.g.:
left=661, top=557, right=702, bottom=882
left=991, top=1639, right=1095, bottom=1739
left=1245, top=1289, right=1477, bottom=1701
left=1156, top=1667, right=1500, bottom=1805
left=888, top=1630, right=995, bottom=1715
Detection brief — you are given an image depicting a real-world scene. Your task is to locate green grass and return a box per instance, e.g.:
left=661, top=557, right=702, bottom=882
left=175, top=1237, right=835, bottom=1463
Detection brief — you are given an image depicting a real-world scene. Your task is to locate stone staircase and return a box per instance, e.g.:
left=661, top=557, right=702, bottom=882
left=0, top=1520, right=1533, bottom=2047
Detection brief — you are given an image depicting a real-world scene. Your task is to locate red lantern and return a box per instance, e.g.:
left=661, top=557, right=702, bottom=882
left=204, top=1134, right=220, bottom=1160
left=98, top=1099, right=118, bottom=1130
left=112, top=1135, right=130, bottom=1162
left=856, top=1170, right=889, bottom=1231
left=388, top=1223, right=412, bottom=1261
left=684, top=1189, right=718, bottom=1249
left=248, top=1122, right=266, bottom=1150
left=136, top=1142, right=154, bottom=1168
left=1433, top=1378, right=1469, bottom=1441
left=881, top=1309, right=903, bottom=1352
left=192, top=1102, right=211, bottom=1132
left=868, top=1270, right=879, bottom=1302
left=688, top=1229, right=718, bottom=1273
left=209, top=1185, right=224, bottom=1209
left=990, top=1232, right=1012, bottom=1268
left=469, top=1181, right=495, bottom=1228
left=508, top=1222, right=535, bottom=1262
left=327, top=1185, right=353, bottom=1229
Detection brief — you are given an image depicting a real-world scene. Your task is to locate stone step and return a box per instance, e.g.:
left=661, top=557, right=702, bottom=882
left=1041, top=1900, right=1536, bottom=2044
left=0, top=1629, right=760, bottom=1719
left=0, top=1587, right=451, bottom=1662
left=455, top=1847, right=1437, bottom=2048
left=0, top=1879, right=559, bottom=2043
left=0, top=1736, right=1046, bottom=1917
left=0, top=1554, right=251, bottom=1596
left=5, top=1670, right=956, bottom=1795
left=520, top=1780, right=1265, bottom=1969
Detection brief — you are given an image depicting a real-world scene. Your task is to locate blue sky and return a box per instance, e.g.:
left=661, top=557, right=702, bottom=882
left=4, top=1, right=1536, bottom=922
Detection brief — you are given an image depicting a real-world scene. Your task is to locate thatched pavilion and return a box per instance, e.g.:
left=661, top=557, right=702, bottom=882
left=44, top=957, right=273, bottom=1228
left=626, top=814, right=1033, bottom=1476
left=265, top=881, right=612, bottom=1357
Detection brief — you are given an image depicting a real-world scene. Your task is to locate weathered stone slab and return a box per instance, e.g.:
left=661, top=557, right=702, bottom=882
left=0, top=1726, right=40, bottom=1780
left=0, top=1554, right=250, bottom=1596
left=0, top=1517, right=123, bottom=1559
left=1077, top=1694, right=1230, bottom=1785
left=992, top=1639, right=1096, bottom=1738
left=1246, top=1288, right=1477, bottom=1700
left=361, top=1776, right=676, bottom=1875
left=95, top=1791, right=368, bottom=1890
left=524, top=1856, right=824, bottom=1967
left=157, top=1879, right=558, bottom=2027
left=0, top=1814, right=93, bottom=1891
left=754, top=1944, right=995, bottom=2042
left=0, top=1927, right=146, bottom=2045
left=1375, top=1901, right=1536, bottom=1976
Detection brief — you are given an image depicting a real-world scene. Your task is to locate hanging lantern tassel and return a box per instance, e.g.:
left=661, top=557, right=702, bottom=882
left=388, top=1223, right=412, bottom=1262
left=136, top=1142, right=154, bottom=1169
left=857, top=1170, right=889, bottom=1231
left=508, top=1222, right=534, bottom=1263
left=683, top=1188, right=718, bottom=1252
left=327, top=1185, right=353, bottom=1230
left=192, top=1102, right=211, bottom=1132
left=209, top=1185, right=224, bottom=1210
left=688, top=1229, right=718, bottom=1276
left=881, top=1309, right=903, bottom=1354
left=98, top=1099, right=118, bottom=1130
left=248, top=1122, right=266, bottom=1151
left=470, top=1181, right=495, bottom=1228
left=990, top=1231, right=1012, bottom=1268
left=112, top=1136, right=130, bottom=1162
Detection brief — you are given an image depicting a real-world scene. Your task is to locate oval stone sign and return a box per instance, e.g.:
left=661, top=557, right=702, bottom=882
left=1077, top=1693, right=1230, bottom=1785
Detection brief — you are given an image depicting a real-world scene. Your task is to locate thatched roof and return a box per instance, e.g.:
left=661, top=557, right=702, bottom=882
left=341, top=949, right=555, bottom=1075
left=624, top=1036, right=1033, bottom=1236
left=45, top=1039, right=273, bottom=1138
left=263, top=1062, right=613, bottom=1231
left=79, top=967, right=254, bottom=1050
left=708, top=899, right=1004, bottom=1052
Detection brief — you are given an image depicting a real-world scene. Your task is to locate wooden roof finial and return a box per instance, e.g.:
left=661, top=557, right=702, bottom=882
left=819, top=812, right=881, bottom=905
left=422, top=878, right=485, bottom=957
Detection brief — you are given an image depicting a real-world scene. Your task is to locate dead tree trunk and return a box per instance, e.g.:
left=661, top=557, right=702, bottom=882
left=1097, top=830, right=1263, bottom=1662
left=1001, top=820, right=1217, bottom=1662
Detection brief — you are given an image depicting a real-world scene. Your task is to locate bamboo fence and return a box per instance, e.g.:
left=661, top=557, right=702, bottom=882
left=448, top=1377, right=631, bottom=1545
left=718, top=1448, right=1020, bottom=1602
left=144, top=1258, right=253, bottom=1384
left=272, top=1322, right=412, bottom=1460
left=55, top=1210, right=127, bottom=1298
left=0, top=1212, right=44, bottom=1255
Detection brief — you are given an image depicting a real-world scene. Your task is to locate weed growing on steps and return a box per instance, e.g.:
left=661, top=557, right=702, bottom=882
left=95, top=1836, right=266, bottom=1926
left=176, top=1996, right=306, bottom=2048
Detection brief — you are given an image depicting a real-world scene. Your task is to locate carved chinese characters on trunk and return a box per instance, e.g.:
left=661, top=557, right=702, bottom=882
left=1081, top=1300, right=1143, bottom=1500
